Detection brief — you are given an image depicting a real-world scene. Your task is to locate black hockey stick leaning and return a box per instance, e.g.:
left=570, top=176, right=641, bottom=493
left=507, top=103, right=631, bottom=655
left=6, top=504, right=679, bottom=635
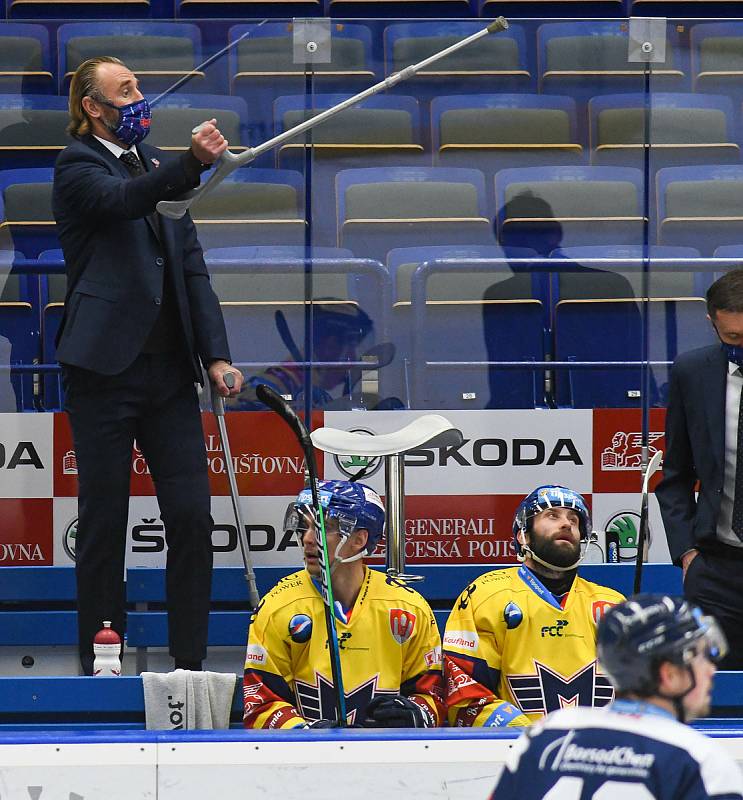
left=212, top=371, right=260, bottom=609
left=255, top=383, right=348, bottom=726
left=156, top=16, right=508, bottom=220
left=633, top=448, right=664, bottom=594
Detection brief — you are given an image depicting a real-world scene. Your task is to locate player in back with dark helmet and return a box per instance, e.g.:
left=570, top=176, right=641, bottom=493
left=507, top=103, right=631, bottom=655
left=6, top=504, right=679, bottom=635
left=491, top=595, right=743, bottom=799
left=242, top=479, right=444, bottom=729
left=444, top=485, right=625, bottom=729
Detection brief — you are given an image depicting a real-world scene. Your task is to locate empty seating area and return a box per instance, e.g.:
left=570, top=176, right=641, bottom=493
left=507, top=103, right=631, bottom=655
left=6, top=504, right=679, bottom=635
left=0, top=13, right=742, bottom=412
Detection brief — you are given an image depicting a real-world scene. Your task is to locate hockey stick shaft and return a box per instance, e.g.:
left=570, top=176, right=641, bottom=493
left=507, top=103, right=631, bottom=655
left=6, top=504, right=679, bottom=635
left=255, top=383, right=348, bottom=725
left=633, top=449, right=663, bottom=594
left=212, top=372, right=260, bottom=609
left=156, top=17, right=508, bottom=219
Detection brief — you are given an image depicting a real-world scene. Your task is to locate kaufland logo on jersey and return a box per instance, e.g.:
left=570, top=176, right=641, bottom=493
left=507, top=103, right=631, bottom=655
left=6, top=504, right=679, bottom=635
left=600, top=431, right=663, bottom=471
left=443, top=631, right=479, bottom=652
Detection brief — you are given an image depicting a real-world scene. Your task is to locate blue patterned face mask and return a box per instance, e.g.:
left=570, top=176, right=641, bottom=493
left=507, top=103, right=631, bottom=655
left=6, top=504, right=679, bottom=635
left=712, top=324, right=743, bottom=368
left=98, top=97, right=151, bottom=147
left=722, top=342, right=743, bottom=369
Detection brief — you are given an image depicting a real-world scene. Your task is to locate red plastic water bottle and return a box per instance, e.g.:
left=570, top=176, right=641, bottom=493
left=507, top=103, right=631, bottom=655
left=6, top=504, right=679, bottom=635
left=93, top=621, right=122, bottom=676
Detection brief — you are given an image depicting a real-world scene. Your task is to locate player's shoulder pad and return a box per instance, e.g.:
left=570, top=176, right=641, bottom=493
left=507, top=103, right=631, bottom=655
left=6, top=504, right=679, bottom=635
left=457, top=566, right=519, bottom=606
left=370, top=569, right=435, bottom=612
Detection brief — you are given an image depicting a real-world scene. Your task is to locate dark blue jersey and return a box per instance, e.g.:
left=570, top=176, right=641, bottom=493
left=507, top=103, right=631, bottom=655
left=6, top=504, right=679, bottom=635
left=491, top=705, right=743, bottom=800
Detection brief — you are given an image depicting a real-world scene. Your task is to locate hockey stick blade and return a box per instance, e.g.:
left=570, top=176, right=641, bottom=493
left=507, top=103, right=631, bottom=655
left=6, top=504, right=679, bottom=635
left=642, top=449, right=663, bottom=496
left=256, top=382, right=310, bottom=447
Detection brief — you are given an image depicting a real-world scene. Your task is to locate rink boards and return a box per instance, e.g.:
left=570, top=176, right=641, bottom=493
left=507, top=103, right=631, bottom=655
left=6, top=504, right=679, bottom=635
left=2, top=727, right=743, bottom=800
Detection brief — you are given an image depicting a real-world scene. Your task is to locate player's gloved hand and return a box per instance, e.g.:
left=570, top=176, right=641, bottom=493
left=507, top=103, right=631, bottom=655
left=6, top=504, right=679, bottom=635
left=483, top=702, right=530, bottom=728
left=363, top=695, right=432, bottom=728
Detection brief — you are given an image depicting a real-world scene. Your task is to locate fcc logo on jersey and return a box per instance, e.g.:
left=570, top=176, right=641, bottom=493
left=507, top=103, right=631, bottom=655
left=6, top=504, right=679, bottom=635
left=389, top=608, right=416, bottom=644
left=289, top=614, right=313, bottom=643
left=503, top=602, right=523, bottom=629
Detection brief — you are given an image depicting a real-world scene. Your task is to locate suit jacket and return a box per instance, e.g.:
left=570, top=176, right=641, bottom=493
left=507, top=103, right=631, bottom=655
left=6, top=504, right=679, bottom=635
left=52, top=134, right=230, bottom=380
left=656, top=344, right=727, bottom=564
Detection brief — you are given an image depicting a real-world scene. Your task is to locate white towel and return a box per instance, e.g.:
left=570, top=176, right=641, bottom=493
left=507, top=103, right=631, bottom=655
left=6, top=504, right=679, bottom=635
left=142, top=670, right=237, bottom=730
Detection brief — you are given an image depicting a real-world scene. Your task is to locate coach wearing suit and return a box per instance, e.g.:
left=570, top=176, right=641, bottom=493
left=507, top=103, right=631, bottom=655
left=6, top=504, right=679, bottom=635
left=53, top=56, right=243, bottom=674
left=657, top=268, right=743, bottom=669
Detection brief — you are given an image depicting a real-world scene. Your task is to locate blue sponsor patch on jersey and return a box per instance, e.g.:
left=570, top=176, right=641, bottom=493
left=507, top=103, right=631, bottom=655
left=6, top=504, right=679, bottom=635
left=289, top=614, right=313, bottom=643
left=504, top=602, right=523, bottom=629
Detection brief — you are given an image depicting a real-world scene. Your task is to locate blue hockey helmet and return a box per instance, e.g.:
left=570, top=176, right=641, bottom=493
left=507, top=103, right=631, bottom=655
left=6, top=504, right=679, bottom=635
left=512, top=485, right=591, bottom=558
left=285, top=479, right=385, bottom=558
left=597, top=595, right=727, bottom=697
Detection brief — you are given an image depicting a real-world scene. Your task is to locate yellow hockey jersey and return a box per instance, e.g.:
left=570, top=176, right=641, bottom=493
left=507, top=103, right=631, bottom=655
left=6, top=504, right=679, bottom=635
left=444, top=565, right=624, bottom=728
left=243, top=567, right=444, bottom=729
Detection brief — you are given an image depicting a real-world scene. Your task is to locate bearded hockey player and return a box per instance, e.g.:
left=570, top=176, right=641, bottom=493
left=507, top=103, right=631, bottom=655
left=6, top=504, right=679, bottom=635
left=243, top=480, right=444, bottom=729
left=490, top=595, right=743, bottom=800
left=444, top=485, right=624, bottom=728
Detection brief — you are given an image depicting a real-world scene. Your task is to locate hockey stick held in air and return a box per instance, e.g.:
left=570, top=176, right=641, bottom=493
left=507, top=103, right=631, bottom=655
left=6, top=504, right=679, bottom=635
left=633, top=448, right=663, bottom=594
left=255, top=383, right=348, bottom=726
left=157, top=16, right=509, bottom=219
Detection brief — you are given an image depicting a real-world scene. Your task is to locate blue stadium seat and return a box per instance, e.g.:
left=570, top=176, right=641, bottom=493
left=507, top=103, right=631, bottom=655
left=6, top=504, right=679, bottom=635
left=228, top=23, right=376, bottom=145
left=275, top=94, right=425, bottom=246
left=0, top=23, right=55, bottom=94
left=657, top=165, right=743, bottom=255
left=189, top=167, right=306, bottom=251
left=589, top=92, right=739, bottom=171
left=432, top=94, right=584, bottom=184
left=337, top=166, right=493, bottom=264
left=384, top=244, right=544, bottom=409
left=179, top=0, right=318, bottom=18
left=58, top=22, right=207, bottom=94
left=691, top=22, right=743, bottom=99
left=383, top=21, right=533, bottom=111
left=495, top=166, right=645, bottom=250
left=147, top=93, right=251, bottom=153
left=0, top=95, right=72, bottom=171
left=552, top=245, right=715, bottom=408
left=537, top=21, right=687, bottom=109
left=203, top=250, right=390, bottom=410
left=631, top=0, right=737, bottom=19
left=11, top=0, right=170, bottom=20
left=480, top=0, right=623, bottom=18
left=0, top=168, right=57, bottom=259
left=37, top=249, right=65, bottom=411
left=329, top=0, right=472, bottom=18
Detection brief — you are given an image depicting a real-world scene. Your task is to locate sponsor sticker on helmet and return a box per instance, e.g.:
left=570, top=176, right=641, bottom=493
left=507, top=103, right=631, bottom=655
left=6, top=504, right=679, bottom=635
left=362, top=486, right=384, bottom=510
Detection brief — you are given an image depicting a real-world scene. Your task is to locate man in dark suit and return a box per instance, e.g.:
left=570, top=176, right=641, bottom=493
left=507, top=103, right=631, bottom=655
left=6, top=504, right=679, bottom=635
left=52, top=56, right=244, bottom=674
left=657, top=268, right=743, bottom=669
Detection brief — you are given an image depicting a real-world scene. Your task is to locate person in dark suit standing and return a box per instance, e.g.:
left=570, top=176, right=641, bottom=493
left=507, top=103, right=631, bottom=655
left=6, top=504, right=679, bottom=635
left=53, top=56, right=244, bottom=674
left=657, top=268, right=743, bottom=669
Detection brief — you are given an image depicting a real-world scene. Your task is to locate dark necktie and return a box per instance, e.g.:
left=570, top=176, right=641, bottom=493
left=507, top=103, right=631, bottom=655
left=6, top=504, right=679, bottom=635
left=119, top=150, right=144, bottom=177
left=732, top=384, right=743, bottom=539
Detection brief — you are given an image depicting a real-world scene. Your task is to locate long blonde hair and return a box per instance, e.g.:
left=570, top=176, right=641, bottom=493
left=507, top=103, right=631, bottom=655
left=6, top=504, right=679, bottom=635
left=67, top=55, right=124, bottom=138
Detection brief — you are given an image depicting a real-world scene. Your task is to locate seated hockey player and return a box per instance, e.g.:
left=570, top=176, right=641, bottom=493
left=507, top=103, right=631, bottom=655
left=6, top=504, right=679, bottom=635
left=242, top=480, right=444, bottom=729
left=444, top=485, right=624, bottom=728
left=490, top=595, right=743, bottom=800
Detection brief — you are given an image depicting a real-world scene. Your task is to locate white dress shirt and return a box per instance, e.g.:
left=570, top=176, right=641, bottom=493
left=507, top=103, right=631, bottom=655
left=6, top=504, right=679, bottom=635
left=93, top=135, right=140, bottom=163
left=717, top=360, right=743, bottom=548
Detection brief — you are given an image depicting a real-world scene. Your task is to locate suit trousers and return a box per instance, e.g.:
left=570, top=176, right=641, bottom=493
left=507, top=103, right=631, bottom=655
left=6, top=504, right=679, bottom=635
left=683, top=544, right=743, bottom=670
left=62, top=351, right=213, bottom=674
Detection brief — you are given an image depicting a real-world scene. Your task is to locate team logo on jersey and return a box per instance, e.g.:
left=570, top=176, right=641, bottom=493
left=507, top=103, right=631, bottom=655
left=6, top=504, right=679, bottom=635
left=591, top=601, right=614, bottom=625
left=503, top=602, right=523, bottom=629
left=507, top=660, right=614, bottom=715
left=295, top=673, right=395, bottom=725
left=389, top=609, right=416, bottom=644
left=289, top=614, right=313, bottom=643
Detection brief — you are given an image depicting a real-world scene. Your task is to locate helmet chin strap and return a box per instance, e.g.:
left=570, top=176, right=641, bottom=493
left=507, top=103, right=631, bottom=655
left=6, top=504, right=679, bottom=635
left=657, top=665, right=697, bottom=724
left=518, top=531, right=598, bottom=573
left=329, top=537, right=367, bottom=575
